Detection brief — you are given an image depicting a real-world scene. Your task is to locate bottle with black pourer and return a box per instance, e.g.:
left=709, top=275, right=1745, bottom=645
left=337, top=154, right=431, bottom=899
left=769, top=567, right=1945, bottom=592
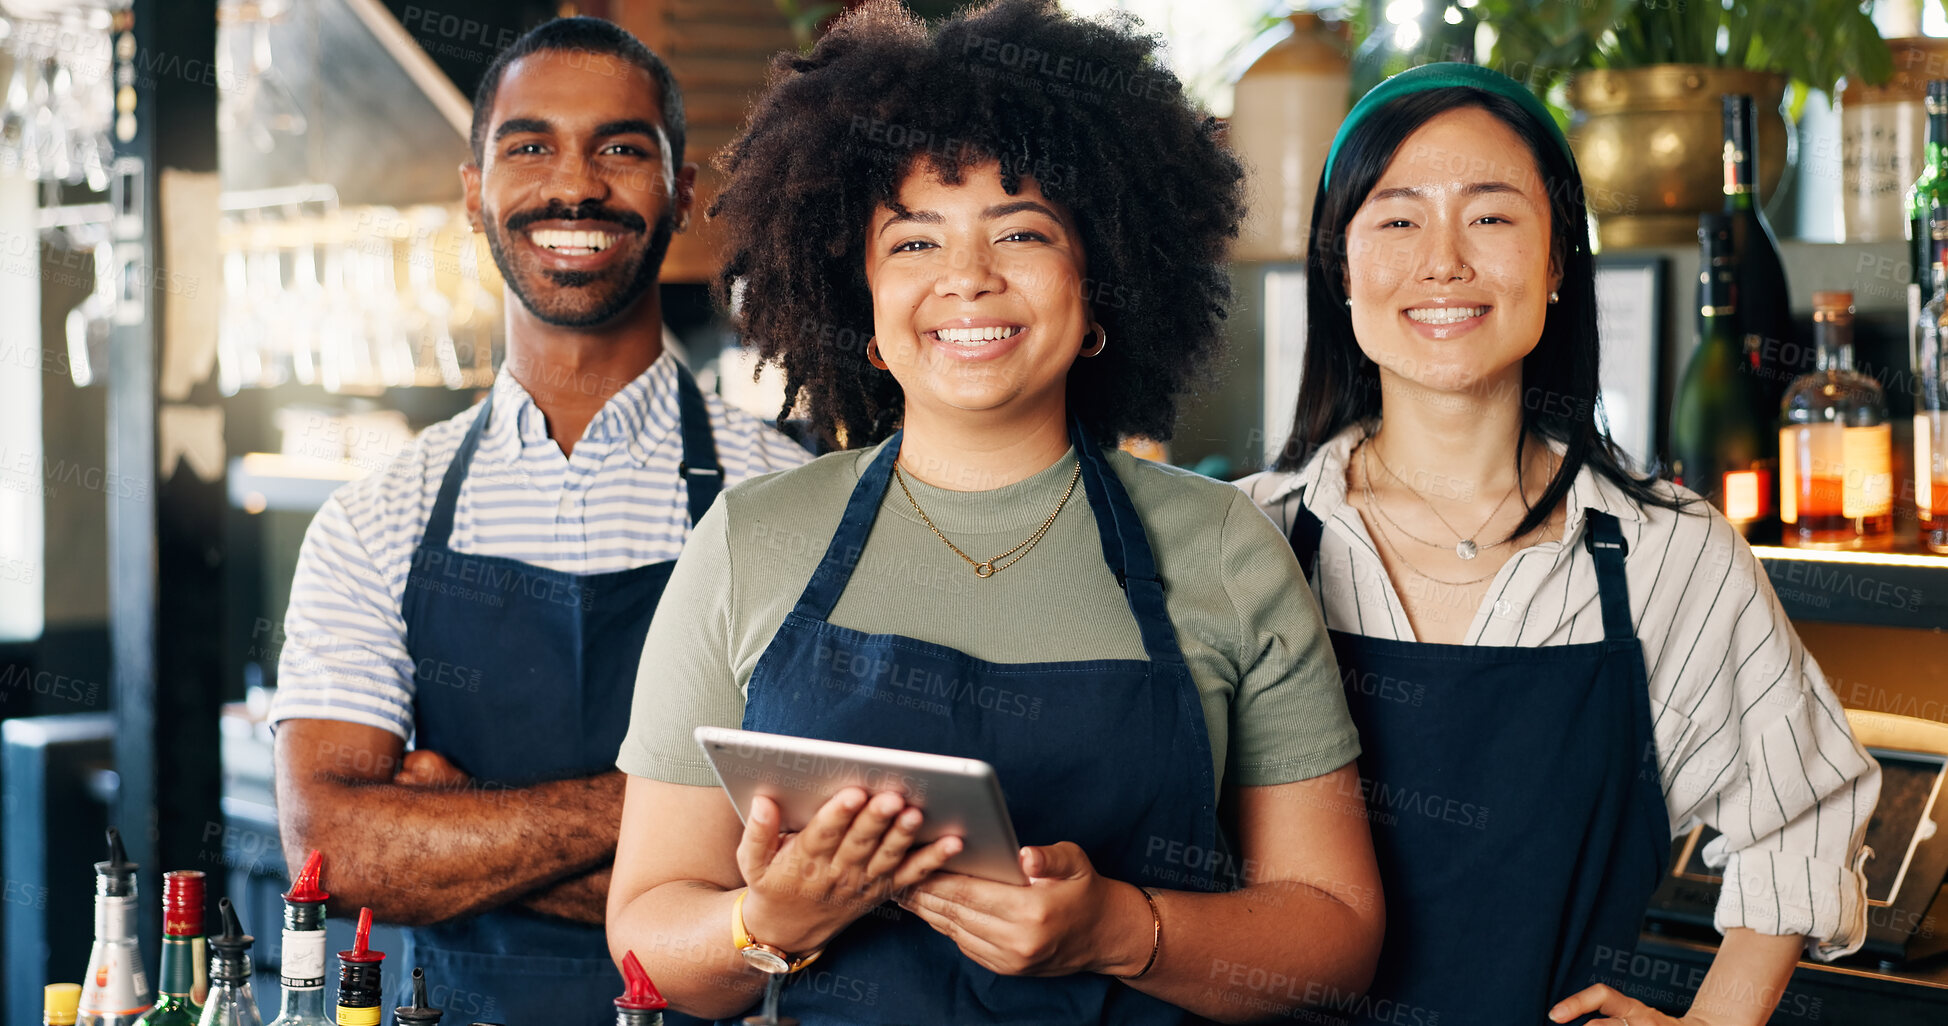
left=1671, top=213, right=1768, bottom=531
left=198, top=899, right=261, bottom=1026
left=393, top=968, right=443, bottom=1026
left=1722, top=92, right=1790, bottom=527
left=335, top=909, right=385, bottom=1026
left=80, top=828, right=153, bottom=1026
left=613, top=952, right=667, bottom=1026
left=268, top=850, right=332, bottom=1026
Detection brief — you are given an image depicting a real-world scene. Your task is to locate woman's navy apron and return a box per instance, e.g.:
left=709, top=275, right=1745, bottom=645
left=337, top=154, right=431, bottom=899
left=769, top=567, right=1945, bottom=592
left=674, top=420, right=1230, bottom=1026
left=1285, top=498, right=1669, bottom=1026
left=400, top=365, right=721, bottom=1026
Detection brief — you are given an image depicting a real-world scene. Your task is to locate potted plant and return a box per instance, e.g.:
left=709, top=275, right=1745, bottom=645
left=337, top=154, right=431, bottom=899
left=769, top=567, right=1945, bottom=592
left=1471, top=0, right=1892, bottom=248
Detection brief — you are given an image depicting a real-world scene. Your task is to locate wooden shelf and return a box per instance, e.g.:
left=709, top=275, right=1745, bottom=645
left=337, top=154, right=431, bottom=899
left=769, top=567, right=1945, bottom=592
left=1755, top=544, right=1948, bottom=631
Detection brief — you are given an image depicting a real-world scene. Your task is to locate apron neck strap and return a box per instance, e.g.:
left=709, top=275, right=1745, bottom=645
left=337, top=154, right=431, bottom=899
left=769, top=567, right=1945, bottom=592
left=1283, top=487, right=1325, bottom=584
left=790, top=431, right=903, bottom=620
left=424, top=390, right=497, bottom=550
left=424, top=361, right=723, bottom=550
left=1069, top=418, right=1183, bottom=666
left=1580, top=509, right=1633, bottom=642
left=672, top=361, right=722, bottom=526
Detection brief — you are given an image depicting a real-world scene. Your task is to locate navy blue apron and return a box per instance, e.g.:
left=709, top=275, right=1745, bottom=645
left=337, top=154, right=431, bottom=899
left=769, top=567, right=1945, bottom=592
left=401, top=364, right=722, bottom=1026
left=1285, top=498, right=1669, bottom=1026
left=674, top=420, right=1229, bottom=1026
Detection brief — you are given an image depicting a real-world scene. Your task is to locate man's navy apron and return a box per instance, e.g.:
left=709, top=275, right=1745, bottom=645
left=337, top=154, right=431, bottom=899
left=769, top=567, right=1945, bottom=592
left=1286, top=498, right=1669, bottom=1025
left=400, top=365, right=721, bottom=1026
left=673, top=420, right=1230, bottom=1026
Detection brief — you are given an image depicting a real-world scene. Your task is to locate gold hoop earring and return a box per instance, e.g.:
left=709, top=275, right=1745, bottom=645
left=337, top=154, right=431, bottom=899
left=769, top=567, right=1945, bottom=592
left=866, top=337, right=888, bottom=370
left=1080, top=324, right=1107, bottom=358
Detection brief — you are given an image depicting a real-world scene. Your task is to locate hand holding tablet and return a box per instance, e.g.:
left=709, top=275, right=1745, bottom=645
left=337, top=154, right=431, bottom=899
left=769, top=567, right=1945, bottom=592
left=694, top=726, right=1029, bottom=885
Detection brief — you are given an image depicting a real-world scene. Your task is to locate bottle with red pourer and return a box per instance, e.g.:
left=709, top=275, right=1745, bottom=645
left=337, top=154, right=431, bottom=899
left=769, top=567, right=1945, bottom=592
left=269, top=850, right=332, bottom=1026
left=334, top=909, right=385, bottom=1026
left=613, top=952, right=668, bottom=1026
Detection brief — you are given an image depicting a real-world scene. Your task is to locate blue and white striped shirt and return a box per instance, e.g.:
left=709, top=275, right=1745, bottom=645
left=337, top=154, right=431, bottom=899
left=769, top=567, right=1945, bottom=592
left=268, top=353, right=812, bottom=740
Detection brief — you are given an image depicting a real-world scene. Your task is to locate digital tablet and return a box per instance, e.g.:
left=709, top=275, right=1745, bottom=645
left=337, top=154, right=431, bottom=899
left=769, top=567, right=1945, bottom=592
left=694, top=726, right=1027, bottom=885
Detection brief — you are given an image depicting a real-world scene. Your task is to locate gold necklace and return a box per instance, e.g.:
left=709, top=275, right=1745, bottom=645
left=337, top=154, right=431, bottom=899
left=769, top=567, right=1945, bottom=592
left=893, top=461, right=1083, bottom=579
left=1364, top=436, right=1518, bottom=560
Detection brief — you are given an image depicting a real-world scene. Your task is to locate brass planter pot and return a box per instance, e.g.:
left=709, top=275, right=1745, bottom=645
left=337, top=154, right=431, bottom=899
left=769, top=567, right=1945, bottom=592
left=1568, top=66, right=1790, bottom=249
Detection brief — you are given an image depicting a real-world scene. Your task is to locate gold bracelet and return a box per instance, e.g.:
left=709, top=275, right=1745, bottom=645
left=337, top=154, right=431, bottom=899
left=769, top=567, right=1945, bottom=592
left=1115, top=885, right=1162, bottom=980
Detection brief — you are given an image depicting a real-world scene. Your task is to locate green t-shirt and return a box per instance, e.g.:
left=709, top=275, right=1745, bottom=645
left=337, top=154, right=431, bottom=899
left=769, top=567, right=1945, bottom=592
left=616, top=441, right=1359, bottom=795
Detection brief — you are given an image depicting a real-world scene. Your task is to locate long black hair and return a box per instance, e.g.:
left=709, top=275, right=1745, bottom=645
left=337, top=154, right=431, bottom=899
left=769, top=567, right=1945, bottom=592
left=1273, top=87, right=1686, bottom=541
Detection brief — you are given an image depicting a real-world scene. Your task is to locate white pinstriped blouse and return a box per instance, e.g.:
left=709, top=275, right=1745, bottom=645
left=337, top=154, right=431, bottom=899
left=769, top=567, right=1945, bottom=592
left=1238, top=426, right=1881, bottom=960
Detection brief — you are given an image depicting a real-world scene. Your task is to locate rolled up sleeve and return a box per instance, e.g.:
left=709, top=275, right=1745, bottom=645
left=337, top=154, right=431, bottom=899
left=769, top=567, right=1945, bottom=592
left=1660, top=527, right=1880, bottom=961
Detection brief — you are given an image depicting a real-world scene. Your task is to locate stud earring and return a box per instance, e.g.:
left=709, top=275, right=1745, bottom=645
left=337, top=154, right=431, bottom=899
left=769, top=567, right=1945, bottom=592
left=1548, top=290, right=1560, bottom=304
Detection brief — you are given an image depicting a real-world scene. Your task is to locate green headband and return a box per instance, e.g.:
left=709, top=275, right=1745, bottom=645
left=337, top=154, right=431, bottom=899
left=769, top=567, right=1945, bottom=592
left=1323, top=62, right=1574, bottom=191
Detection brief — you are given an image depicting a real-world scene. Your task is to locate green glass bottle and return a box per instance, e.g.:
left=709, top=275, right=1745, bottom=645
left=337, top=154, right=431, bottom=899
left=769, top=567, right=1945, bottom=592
left=1671, top=213, right=1766, bottom=531
left=1906, top=82, right=1948, bottom=317
left=134, top=871, right=206, bottom=1026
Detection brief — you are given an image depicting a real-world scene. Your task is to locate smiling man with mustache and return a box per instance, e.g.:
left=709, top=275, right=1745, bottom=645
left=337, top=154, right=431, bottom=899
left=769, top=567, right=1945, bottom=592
left=267, top=18, right=810, bottom=1025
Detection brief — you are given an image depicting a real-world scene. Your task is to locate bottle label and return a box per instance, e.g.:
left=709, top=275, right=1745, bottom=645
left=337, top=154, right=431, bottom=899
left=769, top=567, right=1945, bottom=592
left=1842, top=424, right=1894, bottom=518
left=156, top=936, right=199, bottom=997
left=94, top=895, right=135, bottom=939
left=1780, top=428, right=1798, bottom=523
left=1921, top=413, right=1937, bottom=518
left=281, top=928, right=328, bottom=987
left=336, top=1006, right=382, bottom=1026
left=78, top=948, right=150, bottom=1015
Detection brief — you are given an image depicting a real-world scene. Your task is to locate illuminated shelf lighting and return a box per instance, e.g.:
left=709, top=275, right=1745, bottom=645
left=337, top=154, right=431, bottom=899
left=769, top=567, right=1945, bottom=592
left=1751, top=546, right=1948, bottom=570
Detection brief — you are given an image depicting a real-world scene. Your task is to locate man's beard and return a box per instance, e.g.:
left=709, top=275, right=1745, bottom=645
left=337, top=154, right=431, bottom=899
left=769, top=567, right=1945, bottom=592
left=482, top=202, right=674, bottom=329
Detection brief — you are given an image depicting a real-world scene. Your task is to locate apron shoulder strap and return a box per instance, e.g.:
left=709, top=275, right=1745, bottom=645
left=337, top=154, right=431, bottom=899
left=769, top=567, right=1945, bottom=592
left=672, top=362, right=723, bottom=527
left=425, top=391, right=497, bottom=550
left=1283, top=487, right=1326, bottom=585
left=1580, top=509, right=1634, bottom=642
left=1069, top=419, right=1183, bottom=667
left=791, top=432, right=903, bottom=620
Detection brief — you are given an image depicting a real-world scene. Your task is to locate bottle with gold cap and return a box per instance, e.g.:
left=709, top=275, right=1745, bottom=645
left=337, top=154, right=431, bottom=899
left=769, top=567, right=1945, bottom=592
left=47, top=983, right=82, bottom=1026
left=1780, top=290, right=1895, bottom=548
left=80, top=828, right=152, bottom=1026
left=335, top=909, right=385, bottom=1026
left=135, top=870, right=207, bottom=1026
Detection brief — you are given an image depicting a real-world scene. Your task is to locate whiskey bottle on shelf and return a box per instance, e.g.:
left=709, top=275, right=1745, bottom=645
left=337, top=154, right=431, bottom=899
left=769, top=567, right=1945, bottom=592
left=1917, top=208, right=1948, bottom=552
left=1781, top=291, right=1894, bottom=548
left=335, top=909, right=385, bottom=1026
left=269, top=851, right=333, bottom=1026
left=198, top=899, right=262, bottom=1026
left=1670, top=213, right=1769, bottom=531
left=135, top=871, right=207, bottom=1026
left=80, top=829, right=153, bottom=1026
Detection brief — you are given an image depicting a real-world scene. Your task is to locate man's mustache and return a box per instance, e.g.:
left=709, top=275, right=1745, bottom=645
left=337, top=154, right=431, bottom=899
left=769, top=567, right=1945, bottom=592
left=503, top=201, right=648, bottom=234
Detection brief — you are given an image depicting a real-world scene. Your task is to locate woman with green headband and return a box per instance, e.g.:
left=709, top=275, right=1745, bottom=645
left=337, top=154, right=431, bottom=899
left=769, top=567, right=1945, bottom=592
left=1240, top=63, right=1878, bottom=1026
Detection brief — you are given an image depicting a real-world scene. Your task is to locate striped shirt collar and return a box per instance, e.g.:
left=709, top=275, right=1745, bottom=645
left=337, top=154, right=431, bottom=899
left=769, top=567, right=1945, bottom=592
left=1264, top=423, right=1646, bottom=543
left=481, top=351, right=684, bottom=468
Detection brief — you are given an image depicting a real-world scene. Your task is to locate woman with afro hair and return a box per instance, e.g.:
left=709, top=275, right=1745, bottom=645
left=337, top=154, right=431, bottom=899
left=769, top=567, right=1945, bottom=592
left=607, top=2, right=1383, bottom=1023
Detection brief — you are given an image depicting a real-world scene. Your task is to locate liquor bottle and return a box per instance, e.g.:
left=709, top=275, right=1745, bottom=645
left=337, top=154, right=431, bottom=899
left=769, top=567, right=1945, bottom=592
left=613, top=952, right=667, bottom=1026
left=198, top=899, right=262, bottom=1026
left=394, top=968, right=443, bottom=1026
left=1781, top=291, right=1894, bottom=548
left=1722, top=93, right=1790, bottom=521
left=335, top=909, right=385, bottom=1026
left=269, top=850, right=332, bottom=1026
left=80, top=829, right=153, bottom=1026
left=1671, top=213, right=1770, bottom=530
left=1907, top=83, right=1948, bottom=335
left=135, top=871, right=207, bottom=1026
left=1917, top=206, right=1948, bottom=552
left=47, top=984, right=82, bottom=1026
